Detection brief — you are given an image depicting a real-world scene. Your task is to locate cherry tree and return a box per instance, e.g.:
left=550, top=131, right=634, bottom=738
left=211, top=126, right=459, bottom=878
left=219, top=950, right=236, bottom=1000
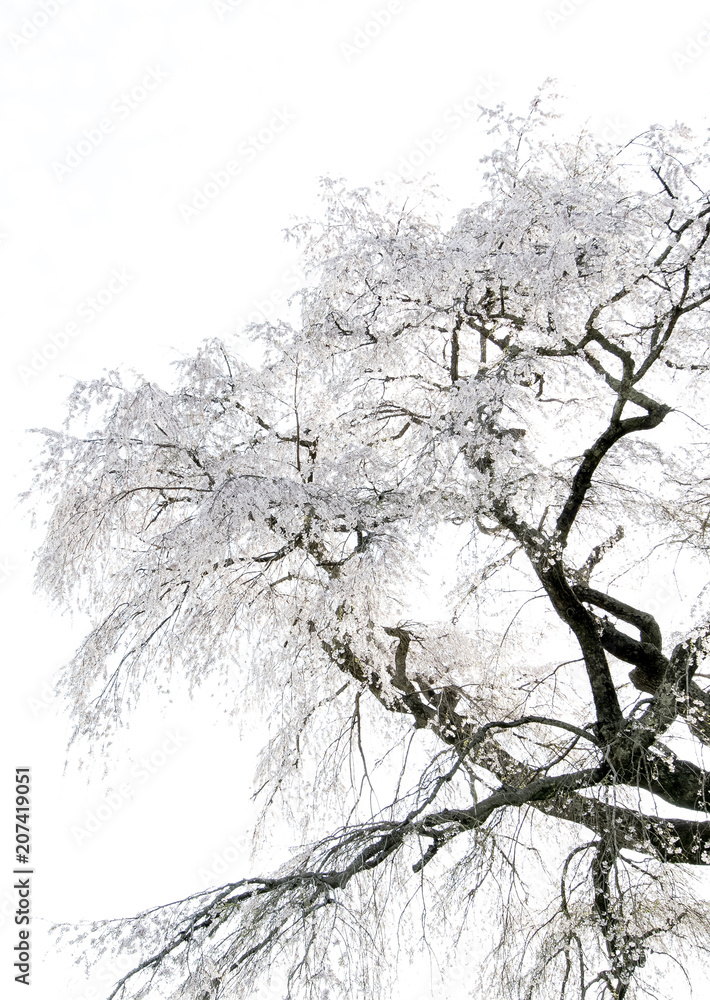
left=31, top=95, right=710, bottom=998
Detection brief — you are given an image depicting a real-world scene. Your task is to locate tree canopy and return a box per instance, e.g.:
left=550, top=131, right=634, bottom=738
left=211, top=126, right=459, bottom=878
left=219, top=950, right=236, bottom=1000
left=31, top=95, right=710, bottom=999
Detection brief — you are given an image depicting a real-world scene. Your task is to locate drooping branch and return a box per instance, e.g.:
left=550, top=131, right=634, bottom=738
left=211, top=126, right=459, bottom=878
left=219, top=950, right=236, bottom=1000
left=99, top=763, right=606, bottom=1000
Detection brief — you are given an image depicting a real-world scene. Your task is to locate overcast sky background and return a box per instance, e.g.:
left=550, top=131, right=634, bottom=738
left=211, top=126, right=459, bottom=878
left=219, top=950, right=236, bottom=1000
left=2, top=1, right=710, bottom=997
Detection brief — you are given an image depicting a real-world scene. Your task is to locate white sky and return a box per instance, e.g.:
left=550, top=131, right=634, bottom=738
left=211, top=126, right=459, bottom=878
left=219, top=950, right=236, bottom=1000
left=2, top=1, right=710, bottom=997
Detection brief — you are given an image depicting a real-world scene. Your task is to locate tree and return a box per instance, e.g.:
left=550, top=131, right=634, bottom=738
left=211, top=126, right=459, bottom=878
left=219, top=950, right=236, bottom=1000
left=30, top=93, right=710, bottom=999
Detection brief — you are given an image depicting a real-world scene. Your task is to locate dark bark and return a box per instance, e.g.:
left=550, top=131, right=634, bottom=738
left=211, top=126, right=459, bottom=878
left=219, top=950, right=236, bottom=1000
left=555, top=397, right=671, bottom=546
left=537, top=563, right=624, bottom=741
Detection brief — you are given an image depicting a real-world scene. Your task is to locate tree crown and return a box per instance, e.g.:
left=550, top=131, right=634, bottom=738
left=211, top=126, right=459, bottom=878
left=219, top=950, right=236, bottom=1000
left=32, top=95, right=710, bottom=999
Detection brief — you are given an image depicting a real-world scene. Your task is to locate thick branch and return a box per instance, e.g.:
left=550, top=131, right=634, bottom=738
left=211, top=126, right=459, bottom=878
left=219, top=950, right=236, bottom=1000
left=573, top=585, right=663, bottom=649
left=555, top=399, right=670, bottom=546
left=539, top=785, right=710, bottom=864
left=573, top=582, right=669, bottom=693
left=487, top=503, right=623, bottom=740
left=538, top=563, right=625, bottom=741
